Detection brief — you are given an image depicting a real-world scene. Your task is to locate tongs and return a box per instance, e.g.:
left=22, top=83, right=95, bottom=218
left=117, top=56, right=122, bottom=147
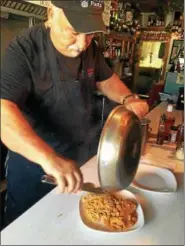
left=41, top=175, right=104, bottom=194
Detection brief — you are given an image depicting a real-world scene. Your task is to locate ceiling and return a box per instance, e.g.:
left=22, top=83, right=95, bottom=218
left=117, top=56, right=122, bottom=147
left=0, top=0, right=183, bottom=21
left=1, top=0, right=47, bottom=20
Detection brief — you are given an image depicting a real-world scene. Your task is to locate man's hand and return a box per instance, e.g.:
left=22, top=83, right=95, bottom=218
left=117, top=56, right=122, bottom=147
left=124, top=97, right=149, bottom=119
left=41, top=154, right=83, bottom=194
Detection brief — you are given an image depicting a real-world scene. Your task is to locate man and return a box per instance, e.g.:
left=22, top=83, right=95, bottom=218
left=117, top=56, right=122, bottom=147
left=1, top=0, right=148, bottom=225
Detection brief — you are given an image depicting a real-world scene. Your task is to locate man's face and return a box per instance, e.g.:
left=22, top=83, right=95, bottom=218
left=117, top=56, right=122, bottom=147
left=48, top=6, right=94, bottom=57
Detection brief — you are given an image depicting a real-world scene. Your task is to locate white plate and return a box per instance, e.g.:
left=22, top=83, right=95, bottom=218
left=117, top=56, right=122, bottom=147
left=132, top=164, right=177, bottom=193
left=79, top=190, right=145, bottom=233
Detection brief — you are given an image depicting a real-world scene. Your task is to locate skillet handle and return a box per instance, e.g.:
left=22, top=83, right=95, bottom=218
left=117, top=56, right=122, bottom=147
left=41, top=175, right=56, bottom=186
left=41, top=175, right=104, bottom=194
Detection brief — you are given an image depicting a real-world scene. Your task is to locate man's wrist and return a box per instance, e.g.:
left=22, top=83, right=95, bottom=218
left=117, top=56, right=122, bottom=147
left=121, top=93, right=138, bottom=105
left=36, top=147, right=57, bottom=167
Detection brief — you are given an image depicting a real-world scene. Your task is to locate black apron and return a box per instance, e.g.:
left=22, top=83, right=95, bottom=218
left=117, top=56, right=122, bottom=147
left=5, top=34, right=100, bottom=226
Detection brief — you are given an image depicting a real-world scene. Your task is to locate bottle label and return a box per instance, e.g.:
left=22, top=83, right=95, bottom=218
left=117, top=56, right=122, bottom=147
left=126, top=11, right=133, bottom=22
left=167, top=104, right=173, bottom=113
left=171, top=132, right=177, bottom=143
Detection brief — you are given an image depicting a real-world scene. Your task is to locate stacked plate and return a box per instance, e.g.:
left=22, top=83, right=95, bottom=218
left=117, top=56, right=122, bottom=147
left=131, top=163, right=177, bottom=193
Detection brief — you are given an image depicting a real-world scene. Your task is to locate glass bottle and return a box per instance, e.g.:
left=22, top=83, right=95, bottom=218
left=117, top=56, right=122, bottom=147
left=176, top=141, right=184, bottom=161
left=176, top=123, right=184, bottom=150
left=164, top=103, right=176, bottom=140
left=148, top=17, right=151, bottom=26
left=125, top=4, right=133, bottom=23
left=156, top=114, right=166, bottom=145
left=176, top=60, right=181, bottom=73
left=161, top=16, right=165, bottom=26
left=170, top=126, right=178, bottom=144
left=109, top=10, right=115, bottom=31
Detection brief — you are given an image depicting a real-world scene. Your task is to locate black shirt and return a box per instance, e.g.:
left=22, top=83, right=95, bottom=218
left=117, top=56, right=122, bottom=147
left=1, top=23, right=113, bottom=149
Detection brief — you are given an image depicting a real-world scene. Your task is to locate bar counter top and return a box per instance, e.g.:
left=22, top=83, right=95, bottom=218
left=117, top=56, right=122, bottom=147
left=1, top=102, right=184, bottom=245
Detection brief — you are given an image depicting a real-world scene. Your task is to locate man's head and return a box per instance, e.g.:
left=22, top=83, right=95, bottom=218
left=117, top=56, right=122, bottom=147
left=46, top=0, right=106, bottom=58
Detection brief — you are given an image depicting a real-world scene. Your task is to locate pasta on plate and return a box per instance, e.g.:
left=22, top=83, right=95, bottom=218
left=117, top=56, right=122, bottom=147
left=82, top=193, right=138, bottom=231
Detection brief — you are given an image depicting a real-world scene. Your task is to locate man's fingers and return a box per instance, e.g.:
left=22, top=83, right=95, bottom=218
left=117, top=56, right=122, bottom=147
left=56, top=175, right=67, bottom=193
left=65, top=173, right=76, bottom=193
left=73, top=170, right=83, bottom=193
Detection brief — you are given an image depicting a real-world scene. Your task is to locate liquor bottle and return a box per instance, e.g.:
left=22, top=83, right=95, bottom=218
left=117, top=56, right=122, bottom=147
left=150, top=17, right=154, bottom=26
left=176, top=141, right=184, bottom=160
left=156, top=114, right=166, bottom=145
left=156, top=18, right=159, bottom=26
left=169, top=62, right=176, bottom=72
left=161, top=16, right=165, bottom=26
left=176, top=123, right=184, bottom=150
left=114, top=21, right=119, bottom=32
left=110, top=10, right=115, bottom=32
left=119, top=8, right=125, bottom=20
left=178, top=23, right=182, bottom=33
left=125, top=3, right=133, bottom=23
left=114, top=11, right=119, bottom=32
left=164, top=103, right=176, bottom=140
left=170, top=126, right=178, bottom=144
left=158, top=17, right=162, bottom=26
left=148, top=17, right=151, bottom=26
left=104, top=48, right=110, bottom=58
left=153, top=18, right=156, bottom=26
left=117, top=47, right=121, bottom=58
left=176, top=60, right=181, bottom=73
left=172, top=21, right=176, bottom=32
left=122, top=23, right=128, bottom=33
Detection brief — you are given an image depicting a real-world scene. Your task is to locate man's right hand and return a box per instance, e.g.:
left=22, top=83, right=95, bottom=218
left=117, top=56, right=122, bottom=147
left=41, top=154, right=83, bottom=194
left=1, top=100, right=83, bottom=194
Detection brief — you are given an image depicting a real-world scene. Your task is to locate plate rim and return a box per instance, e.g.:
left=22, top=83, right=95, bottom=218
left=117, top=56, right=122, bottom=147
left=131, top=163, right=177, bottom=193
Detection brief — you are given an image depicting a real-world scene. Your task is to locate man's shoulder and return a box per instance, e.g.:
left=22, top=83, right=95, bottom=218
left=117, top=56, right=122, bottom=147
left=8, top=23, right=46, bottom=57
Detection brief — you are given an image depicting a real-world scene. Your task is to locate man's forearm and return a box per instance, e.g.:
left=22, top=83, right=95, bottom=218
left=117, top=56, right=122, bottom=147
left=1, top=99, right=56, bottom=166
left=96, top=73, right=131, bottom=104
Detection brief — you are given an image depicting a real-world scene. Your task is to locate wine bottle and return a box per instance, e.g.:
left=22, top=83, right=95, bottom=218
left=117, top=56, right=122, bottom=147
left=178, top=23, right=182, bottom=33
left=109, top=10, right=115, bottom=31
left=156, top=114, right=166, bottom=145
left=158, top=17, right=162, bottom=26
left=156, top=18, right=159, bottom=26
left=125, top=3, right=133, bottom=23
left=148, top=17, right=151, bottom=26
left=153, top=18, right=156, bottom=26
left=161, top=16, right=165, bottom=26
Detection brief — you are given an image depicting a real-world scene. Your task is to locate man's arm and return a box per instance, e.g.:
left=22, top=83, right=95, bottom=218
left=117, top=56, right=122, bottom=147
left=1, top=99, right=83, bottom=193
left=96, top=73, right=131, bottom=104
left=1, top=99, right=55, bottom=166
left=94, top=44, right=149, bottom=118
left=96, top=73, right=149, bottom=118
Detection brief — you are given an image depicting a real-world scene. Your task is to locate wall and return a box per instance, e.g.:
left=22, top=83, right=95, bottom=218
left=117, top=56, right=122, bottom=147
left=1, top=17, right=29, bottom=62
left=139, top=41, right=164, bottom=69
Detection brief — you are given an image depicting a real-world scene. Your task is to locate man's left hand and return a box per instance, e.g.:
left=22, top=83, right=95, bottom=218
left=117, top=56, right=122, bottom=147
left=124, top=97, right=149, bottom=119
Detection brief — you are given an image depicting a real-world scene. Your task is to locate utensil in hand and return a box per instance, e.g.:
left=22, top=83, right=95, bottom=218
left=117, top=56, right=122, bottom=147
left=41, top=175, right=104, bottom=194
